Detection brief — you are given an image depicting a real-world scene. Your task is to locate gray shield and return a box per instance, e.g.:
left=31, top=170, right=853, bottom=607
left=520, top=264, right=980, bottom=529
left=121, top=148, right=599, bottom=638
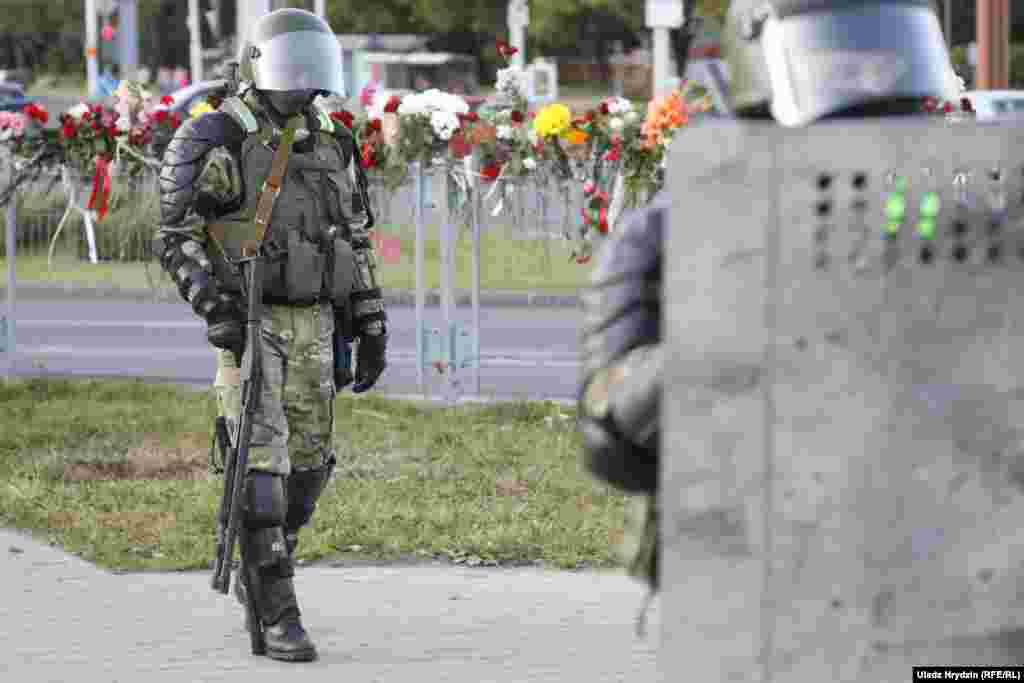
left=663, top=117, right=1024, bottom=679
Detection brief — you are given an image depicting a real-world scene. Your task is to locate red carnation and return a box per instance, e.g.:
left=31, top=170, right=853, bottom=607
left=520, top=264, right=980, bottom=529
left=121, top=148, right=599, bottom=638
left=367, top=118, right=382, bottom=133
left=384, top=95, right=402, bottom=114
left=604, top=147, right=621, bottom=162
left=960, top=97, right=974, bottom=113
left=448, top=130, right=472, bottom=159
left=330, top=110, right=354, bottom=128
left=923, top=96, right=938, bottom=113
left=155, top=110, right=169, bottom=123
left=466, top=111, right=479, bottom=122
left=941, top=101, right=953, bottom=114
left=23, top=103, right=48, bottom=124
left=496, top=39, right=518, bottom=58
left=599, top=102, right=610, bottom=115
left=161, top=95, right=174, bottom=106
left=91, top=121, right=101, bottom=131
left=481, top=162, right=502, bottom=181
left=61, top=121, right=77, bottom=139
left=360, top=142, right=376, bottom=169
left=170, top=112, right=182, bottom=128
left=510, top=110, right=524, bottom=124
left=585, top=111, right=595, bottom=122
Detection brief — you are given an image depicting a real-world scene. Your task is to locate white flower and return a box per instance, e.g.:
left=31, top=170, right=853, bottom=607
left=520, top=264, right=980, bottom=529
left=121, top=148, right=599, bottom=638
left=496, top=66, right=525, bottom=97
left=67, top=103, right=90, bottom=121
left=527, top=128, right=539, bottom=145
left=397, top=93, right=426, bottom=117
left=625, top=110, right=639, bottom=124
left=496, top=124, right=514, bottom=141
left=430, top=110, right=459, bottom=140
left=523, top=157, right=537, bottom=170
left=116, top=114, right=132, bottom=131
left=606, top=97, right=633, bottom=115
left=366, top=93, right=386, bottom=120
left=398, top=89, right=468, bottom=119
left=609, top=117, right=624, bottom=131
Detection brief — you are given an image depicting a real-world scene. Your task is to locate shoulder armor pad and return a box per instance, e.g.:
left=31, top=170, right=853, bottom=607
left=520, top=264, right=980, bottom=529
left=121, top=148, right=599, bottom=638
left=221, top=96, right=259, bottom=134
left=591, top=194, right=666, bottom=287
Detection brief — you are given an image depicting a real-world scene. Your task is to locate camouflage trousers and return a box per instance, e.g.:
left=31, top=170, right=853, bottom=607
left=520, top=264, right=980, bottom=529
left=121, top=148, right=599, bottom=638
left=212, top=302, right=337, bottom=476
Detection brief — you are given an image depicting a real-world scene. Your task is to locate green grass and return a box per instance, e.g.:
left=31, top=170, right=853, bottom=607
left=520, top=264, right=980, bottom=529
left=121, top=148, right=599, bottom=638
left=3, top=222, right=593, bottom=294
left=0, top=378, right=628, bottom=572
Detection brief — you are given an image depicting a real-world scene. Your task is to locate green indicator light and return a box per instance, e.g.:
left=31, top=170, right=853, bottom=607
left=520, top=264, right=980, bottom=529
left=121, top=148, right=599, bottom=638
left=890, top=175, right=906, bottom=192
left=885, top=194, right=906, bottom=221
left=885, top=220, right=901, bottom=236
left=917, top=218, right=936, bottom=240
left=920, top=191, right=940, bottom=218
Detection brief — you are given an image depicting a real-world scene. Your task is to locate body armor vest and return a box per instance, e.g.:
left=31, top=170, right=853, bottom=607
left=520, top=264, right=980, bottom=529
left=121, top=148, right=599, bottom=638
left=207, top=99, right=362, bottom=306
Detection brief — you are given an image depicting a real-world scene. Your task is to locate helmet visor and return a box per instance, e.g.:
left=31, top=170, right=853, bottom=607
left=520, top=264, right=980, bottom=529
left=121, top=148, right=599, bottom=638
left=249, top=30, right=346, bottom=95
left=761, top=3, right=959, bottom=126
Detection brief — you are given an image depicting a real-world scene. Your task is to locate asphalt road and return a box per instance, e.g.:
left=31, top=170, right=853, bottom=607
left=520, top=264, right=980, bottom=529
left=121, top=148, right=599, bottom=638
left=4, top=298, right=585, bottom=401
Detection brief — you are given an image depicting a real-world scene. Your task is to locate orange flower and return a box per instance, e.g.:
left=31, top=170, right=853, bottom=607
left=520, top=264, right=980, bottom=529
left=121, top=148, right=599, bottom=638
left=469, top=123, right=497, bottom=146
left=563, top=128, right=589, bottom=145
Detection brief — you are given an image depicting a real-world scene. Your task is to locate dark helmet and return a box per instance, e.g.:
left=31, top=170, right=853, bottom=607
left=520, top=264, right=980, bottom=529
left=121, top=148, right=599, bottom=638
left=237, top=8, right=345, bottom=116
left=722, top=0, right=960, bottom=126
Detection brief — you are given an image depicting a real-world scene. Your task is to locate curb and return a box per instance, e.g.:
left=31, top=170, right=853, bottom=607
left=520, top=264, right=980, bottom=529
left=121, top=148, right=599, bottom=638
left=1, top=282, right=583, bottom=308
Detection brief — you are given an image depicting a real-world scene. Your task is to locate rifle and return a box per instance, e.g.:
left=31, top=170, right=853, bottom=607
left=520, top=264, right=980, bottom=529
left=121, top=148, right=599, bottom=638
left=209, top=116, right=300, bottom=656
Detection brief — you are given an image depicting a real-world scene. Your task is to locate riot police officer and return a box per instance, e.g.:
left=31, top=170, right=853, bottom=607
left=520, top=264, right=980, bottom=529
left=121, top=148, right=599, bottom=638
left=154, top=8, right=387, bottom=661
left=577, top=0, right=961, bottom=588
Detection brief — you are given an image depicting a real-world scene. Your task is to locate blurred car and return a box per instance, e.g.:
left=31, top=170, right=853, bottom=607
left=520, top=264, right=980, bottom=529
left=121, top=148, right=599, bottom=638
left=0, top=82, right=30, bottom=113
left=960, top=90, right=1024, bottom=121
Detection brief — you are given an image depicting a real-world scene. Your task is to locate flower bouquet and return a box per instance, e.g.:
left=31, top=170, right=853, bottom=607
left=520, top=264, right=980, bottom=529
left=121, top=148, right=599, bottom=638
left=531, top=102, right=583, bottom=182
left=393, top=88, right=469, bottom=167
left=0, top=103, right=60, bottom=206
left=469, top=39, right=537, bottom=184
left=351, top=94, right=411, bottom=191
left=571, top=96, right=642, bottom=238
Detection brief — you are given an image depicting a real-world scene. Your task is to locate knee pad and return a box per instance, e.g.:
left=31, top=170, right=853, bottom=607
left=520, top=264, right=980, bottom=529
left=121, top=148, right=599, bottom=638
left=284, top=456, right=336, bottom=532
left=243, top=527, right=293, bottom=578
left=243, top=472, right=287, bottom=529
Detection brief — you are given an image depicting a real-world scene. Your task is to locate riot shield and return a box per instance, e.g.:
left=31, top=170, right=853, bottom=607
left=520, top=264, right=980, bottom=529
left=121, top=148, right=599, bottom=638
left=663, top=117, right=1024, bottom=680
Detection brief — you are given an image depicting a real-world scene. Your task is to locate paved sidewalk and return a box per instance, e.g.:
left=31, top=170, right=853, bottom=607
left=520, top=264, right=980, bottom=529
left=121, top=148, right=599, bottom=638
left=1, top=281, right=584, bottom=308
left=3, top=528, right=658, bottom=682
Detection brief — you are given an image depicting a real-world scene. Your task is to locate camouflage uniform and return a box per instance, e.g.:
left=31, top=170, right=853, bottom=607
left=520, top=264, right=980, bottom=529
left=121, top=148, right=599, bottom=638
left=211, top=304, right=337, bottom=476
left=154, top=8, right=387, bottom=662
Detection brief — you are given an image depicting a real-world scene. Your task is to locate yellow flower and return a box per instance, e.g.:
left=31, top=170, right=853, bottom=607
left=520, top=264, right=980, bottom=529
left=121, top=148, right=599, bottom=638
left=533, top=103, right=571, bottom=138
left=190, top=101, right=215, bottom=118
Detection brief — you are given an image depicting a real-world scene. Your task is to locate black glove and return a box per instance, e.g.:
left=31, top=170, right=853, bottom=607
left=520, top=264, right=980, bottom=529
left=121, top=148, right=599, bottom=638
left=206, top=307, right=245, bottom=356
left=352, top=331, right=387, bottom=393
left=189, top=271, right=244, bottom=355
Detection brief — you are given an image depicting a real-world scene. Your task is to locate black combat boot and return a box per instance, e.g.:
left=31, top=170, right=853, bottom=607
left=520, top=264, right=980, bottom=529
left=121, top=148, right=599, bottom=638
left=257, top=571, right=318, bottom=662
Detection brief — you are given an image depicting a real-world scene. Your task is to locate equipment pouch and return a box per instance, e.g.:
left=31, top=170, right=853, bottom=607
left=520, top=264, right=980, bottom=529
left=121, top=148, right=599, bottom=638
left=284, top=229, right=325, bottom=302
left=330, top=237, right=355, bottom=303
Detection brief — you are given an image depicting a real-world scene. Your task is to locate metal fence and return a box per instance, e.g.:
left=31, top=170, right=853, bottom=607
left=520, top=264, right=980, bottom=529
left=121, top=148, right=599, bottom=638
left=0, top=167, right=160, bottom=262
left=3, top=166, right=592, bottom=264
